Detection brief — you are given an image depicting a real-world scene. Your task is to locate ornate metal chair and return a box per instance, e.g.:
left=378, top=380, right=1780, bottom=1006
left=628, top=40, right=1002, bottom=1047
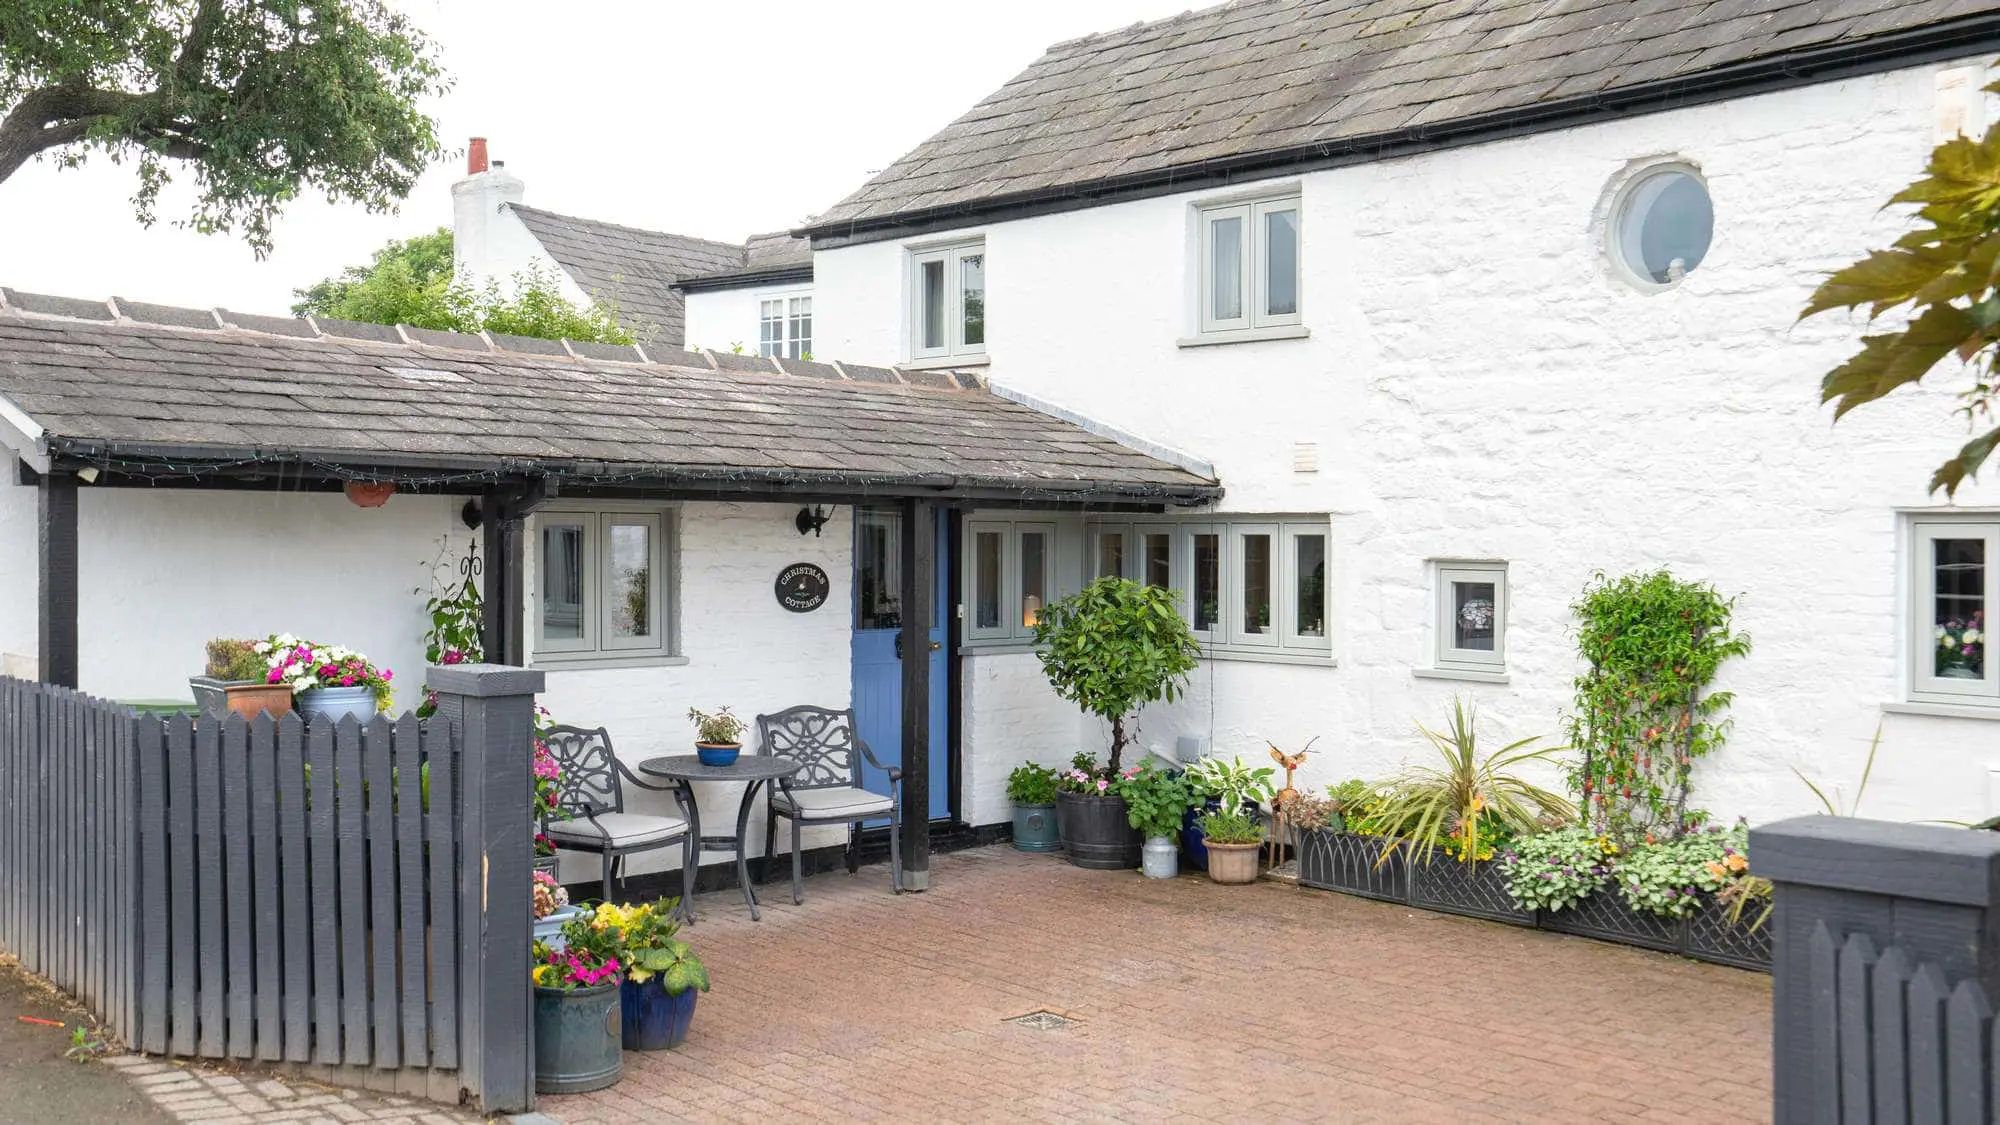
left=757, top=706, right=903, bottom=904
left=540, top=724, right=694, bottom=900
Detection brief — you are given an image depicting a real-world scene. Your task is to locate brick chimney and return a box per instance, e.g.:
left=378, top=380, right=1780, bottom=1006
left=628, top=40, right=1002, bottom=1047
left=467, top=136, right=489, bottom=175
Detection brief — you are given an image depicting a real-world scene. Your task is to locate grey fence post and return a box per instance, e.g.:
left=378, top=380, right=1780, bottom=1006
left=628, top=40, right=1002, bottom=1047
left=427, top=663, right=543, bottom=1114
left=1752, top=815, right=2000, bottom=1124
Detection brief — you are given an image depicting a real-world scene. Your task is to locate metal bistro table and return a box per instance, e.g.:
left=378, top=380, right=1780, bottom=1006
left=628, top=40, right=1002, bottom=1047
left=636, top=754, right=801, bottom=922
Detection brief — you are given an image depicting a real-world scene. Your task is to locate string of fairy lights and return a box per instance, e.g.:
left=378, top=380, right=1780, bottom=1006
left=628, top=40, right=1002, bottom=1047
left=42, top=438, right=1212, bottom=505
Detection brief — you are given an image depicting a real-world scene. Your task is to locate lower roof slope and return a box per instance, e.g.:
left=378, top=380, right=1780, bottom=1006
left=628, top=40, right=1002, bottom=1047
left=0, top=289, right=1219, bottom=506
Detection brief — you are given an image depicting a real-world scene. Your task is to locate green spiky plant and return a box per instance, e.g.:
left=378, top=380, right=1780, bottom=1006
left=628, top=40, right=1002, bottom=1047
left=1371, top=698, right=1575, bottom=867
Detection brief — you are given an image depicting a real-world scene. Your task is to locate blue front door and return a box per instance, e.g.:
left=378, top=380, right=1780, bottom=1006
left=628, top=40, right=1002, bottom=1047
left=850, top=507, right=950, bottom=822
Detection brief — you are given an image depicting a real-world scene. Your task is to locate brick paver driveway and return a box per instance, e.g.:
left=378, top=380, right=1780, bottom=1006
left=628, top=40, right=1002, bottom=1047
left=544, top=846, right=1770, bottom=1124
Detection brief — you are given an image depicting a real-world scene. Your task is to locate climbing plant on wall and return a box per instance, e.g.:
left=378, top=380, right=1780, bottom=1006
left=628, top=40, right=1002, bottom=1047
left=416, top=537, right=484, bottom=718
left=1563, top=570, right=1751, bottom=841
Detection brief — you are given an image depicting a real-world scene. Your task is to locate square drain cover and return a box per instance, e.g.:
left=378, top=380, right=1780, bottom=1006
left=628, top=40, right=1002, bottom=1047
left=1004, top=1009, right=1076, bottom=1030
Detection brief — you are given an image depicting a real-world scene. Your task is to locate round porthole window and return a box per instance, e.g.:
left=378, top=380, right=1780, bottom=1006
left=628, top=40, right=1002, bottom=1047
left=1608, top=164, right=1712, bottom=287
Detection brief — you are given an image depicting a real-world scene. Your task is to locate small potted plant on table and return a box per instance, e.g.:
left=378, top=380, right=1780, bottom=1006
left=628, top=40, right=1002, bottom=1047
left=1198, top=807, right=1265, bottom=884
left=257, top=634, right=394, bottom=722
left=1032, top=577, right=1202, bottom=870
left=1007, top=762, right=1062, bottom=853
left=598, top=899, right=710, bottom=1051
left=532, top=910, right=624, bottom=1094
left=688, top=706, right=746, bottom=767
left=1120, top=762, right=1194, bottom=879
left=191, top=638, right=294, bottom=720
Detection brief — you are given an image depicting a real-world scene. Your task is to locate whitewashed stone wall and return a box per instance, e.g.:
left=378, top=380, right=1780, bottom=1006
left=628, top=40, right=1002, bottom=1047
left=818, top=59, right=2000, bottom=827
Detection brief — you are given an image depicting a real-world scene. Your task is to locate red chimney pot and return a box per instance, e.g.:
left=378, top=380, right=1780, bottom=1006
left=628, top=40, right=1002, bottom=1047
left=467, top=137, right=489, bottom=175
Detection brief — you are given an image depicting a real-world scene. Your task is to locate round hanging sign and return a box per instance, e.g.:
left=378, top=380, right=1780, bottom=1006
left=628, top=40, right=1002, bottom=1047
left=775, top=563, right=830, bottom=613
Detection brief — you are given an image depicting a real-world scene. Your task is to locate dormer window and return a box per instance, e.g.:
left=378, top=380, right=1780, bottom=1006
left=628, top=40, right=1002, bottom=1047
left=910, top=241, right=985, bottom=361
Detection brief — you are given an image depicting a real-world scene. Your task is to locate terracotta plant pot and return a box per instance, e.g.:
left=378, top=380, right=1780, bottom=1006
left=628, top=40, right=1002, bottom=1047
left=343, top=480, right=396, bottom=508
left=1204, top=841, right=1262, bottom=885
left=223, top=683, right=294, bottom=721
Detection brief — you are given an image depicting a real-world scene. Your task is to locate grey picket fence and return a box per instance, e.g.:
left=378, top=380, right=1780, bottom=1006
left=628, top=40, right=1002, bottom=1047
left=1807, top=922, right=1999, bottom=1123
left=0, top=678, right=466, bottom=1078
left=0, top=676, right=139, bottom=1039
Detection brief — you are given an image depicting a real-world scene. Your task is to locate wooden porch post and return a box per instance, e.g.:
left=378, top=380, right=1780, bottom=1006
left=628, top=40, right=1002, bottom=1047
left=898, top=497, right=935, bottom=891
left=37, top=472, right=77, bottom=687
left=478, top=488, right=529, bottom=667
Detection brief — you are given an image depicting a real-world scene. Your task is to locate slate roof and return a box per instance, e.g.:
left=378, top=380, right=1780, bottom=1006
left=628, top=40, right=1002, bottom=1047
left=0, top=289, right=1218, bottom=504
left=806, top=0, right=2000, bottom=235
left=506, top=205, right=746, bottom=347
left=674, top=231, right=815, bottom=291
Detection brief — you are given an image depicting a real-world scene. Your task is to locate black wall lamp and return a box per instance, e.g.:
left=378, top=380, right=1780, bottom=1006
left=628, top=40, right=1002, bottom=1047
left=794, top=505, right=831, bottom=536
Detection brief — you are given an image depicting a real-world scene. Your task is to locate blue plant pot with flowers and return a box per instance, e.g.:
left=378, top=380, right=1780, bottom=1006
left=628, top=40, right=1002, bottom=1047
left=620, top=977, right=699, bottom=1051
left=298, top=686, right=378, bottom=723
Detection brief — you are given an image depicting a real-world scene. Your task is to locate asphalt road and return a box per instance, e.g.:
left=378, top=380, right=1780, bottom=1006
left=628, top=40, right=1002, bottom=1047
left=0, top=957, right=165, bottom=1125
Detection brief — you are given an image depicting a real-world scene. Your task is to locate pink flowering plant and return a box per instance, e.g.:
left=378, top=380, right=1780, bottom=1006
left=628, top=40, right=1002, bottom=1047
left=1056, top=751, right=1137, bottom=797
left=530, top=910, right=621, bottom=991
left=253, top=634, right=394, bottom=712
left=532, top=704, right=567, bottom=857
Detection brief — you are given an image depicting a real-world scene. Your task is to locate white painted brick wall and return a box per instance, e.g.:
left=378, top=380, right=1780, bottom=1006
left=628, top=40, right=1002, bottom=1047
left=822, top=59, right=2000, bottom=828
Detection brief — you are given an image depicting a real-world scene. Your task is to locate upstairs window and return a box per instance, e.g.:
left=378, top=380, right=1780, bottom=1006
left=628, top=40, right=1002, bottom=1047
left=759, top=295, right=812, bottom=360
left=1198, top=193, right=1301, bottom=337
left=911, top=242, right=986, bottom=361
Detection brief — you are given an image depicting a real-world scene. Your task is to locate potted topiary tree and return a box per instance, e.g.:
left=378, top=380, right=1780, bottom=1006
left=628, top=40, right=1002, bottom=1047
left=1006, top=762, right=1061, bottom=853
left=1032, top=577, right=1202, bottom=870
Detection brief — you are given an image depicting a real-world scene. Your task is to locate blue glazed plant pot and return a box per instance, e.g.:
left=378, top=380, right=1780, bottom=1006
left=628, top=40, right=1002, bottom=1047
left=1012, top=802, right=1060, bottom=852
left=620, top=976, right=698, bottom=1051
left=534, top=981, right=623, bottom=1093
left=297, top=686, right=377, bottom=724
left=696, top=742, right=741, bottom=767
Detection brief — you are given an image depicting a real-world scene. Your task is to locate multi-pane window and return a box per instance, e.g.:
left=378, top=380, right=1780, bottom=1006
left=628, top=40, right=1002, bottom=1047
left=758, top=295, right=812, bottom=360
left=911, top=242, right=986, bottom=360
left=1434, top=562, right=1506, bottom=673
left=534, top=508, right=674, bottom=665
left=1198, top=193, right=1301, bottom=336
left=1089, top=518, right=1330, bottom=658
left=966, top=519, right=1052, bottom=642
left=1911, top=520, right=1997, bottom=704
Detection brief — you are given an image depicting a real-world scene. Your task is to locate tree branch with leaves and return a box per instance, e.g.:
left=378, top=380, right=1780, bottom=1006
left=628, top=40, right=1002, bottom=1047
left=0, top=0, right=449, bottom=254
left=1804, top=76, right=2000, bottom=495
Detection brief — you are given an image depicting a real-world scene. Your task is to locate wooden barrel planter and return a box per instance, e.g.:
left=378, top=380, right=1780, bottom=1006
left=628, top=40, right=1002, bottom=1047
left=1055, top=792, right=1141, bottom=869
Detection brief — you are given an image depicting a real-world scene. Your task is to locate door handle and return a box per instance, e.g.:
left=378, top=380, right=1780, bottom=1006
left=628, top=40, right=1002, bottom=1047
left=894, top=636, right=943, bottom=659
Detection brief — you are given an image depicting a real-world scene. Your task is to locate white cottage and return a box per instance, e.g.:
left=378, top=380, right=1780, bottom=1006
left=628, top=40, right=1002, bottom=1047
left=777, top=0, right=2000, bottom=829
left=4, top=0, right=2000, bottom=900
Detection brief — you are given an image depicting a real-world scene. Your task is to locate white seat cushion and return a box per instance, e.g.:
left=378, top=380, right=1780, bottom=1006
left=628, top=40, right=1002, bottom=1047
left=546, top=812, right=688, bottom=848
left=771, top=786, right=893, bottom=820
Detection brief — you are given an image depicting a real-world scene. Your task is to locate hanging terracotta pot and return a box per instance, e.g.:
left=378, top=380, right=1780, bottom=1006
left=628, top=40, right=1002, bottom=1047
left=343, top=480, right=396, bottom=508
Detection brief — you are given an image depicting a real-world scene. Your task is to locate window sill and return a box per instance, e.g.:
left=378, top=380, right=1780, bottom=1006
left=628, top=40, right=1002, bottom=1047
left=1203, top=647, right=1335, bottom=667
left=901, top=353, right=991, bottom=371
left=1177, top=325, right=1310, bottom=348
left=1413, top=667, right=1510, bottom=685
left=532, top=654, right=691, bottom=673
left=1881, top=700, right=2000, bottom=721
left=959, top=642, right=1038, bottom=656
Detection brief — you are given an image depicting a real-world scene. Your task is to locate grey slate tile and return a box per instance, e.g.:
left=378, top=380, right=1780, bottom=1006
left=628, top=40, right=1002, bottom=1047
left=4, top=290, right=115, bottom=321
left=803, top=0, right=1972, bottom=233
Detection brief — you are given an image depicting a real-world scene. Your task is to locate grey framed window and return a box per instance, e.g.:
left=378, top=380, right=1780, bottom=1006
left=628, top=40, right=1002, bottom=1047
left=965, top=518, right=1051, bottom=642
left=1198, top=193, right=1302, bottom=337
left=1435, top=562, right=1506, bottom=672
left=534, top=508, right=675, bottom=666
left=1910, top=519, right=1997, bottom=704
left=911, top=242, right=986, bottom=361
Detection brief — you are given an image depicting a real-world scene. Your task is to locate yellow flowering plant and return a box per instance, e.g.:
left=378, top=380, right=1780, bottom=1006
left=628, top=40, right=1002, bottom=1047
left=590, top=899, right=710, bottom=995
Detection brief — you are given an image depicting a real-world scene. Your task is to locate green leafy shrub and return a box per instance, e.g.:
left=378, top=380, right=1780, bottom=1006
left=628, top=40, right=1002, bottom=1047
left=687, top=706, right=747, bottom=745
left=1198, top=807, right=1262, bottom=845
left=1033, top=577, right=1202, bottom=776
left=203, top=638, right=267, bottom=681
left=1564, top=570, right=1750, bottom=842
left=1183, top=755, right=1276, bottom=811
left=1005, top=762, right=1060, bottom=805
left=1119, top=763, right=1194, bottom=839
left=1499, top=827, right=1615, bottom=913
left=1324, top=779, right=1377, bottom=833
left=1614, top=825, right=1747, bottom=919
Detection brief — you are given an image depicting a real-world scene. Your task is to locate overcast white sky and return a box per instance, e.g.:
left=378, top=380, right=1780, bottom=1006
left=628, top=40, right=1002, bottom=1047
left=0, top=0, right=1192, bottom=313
